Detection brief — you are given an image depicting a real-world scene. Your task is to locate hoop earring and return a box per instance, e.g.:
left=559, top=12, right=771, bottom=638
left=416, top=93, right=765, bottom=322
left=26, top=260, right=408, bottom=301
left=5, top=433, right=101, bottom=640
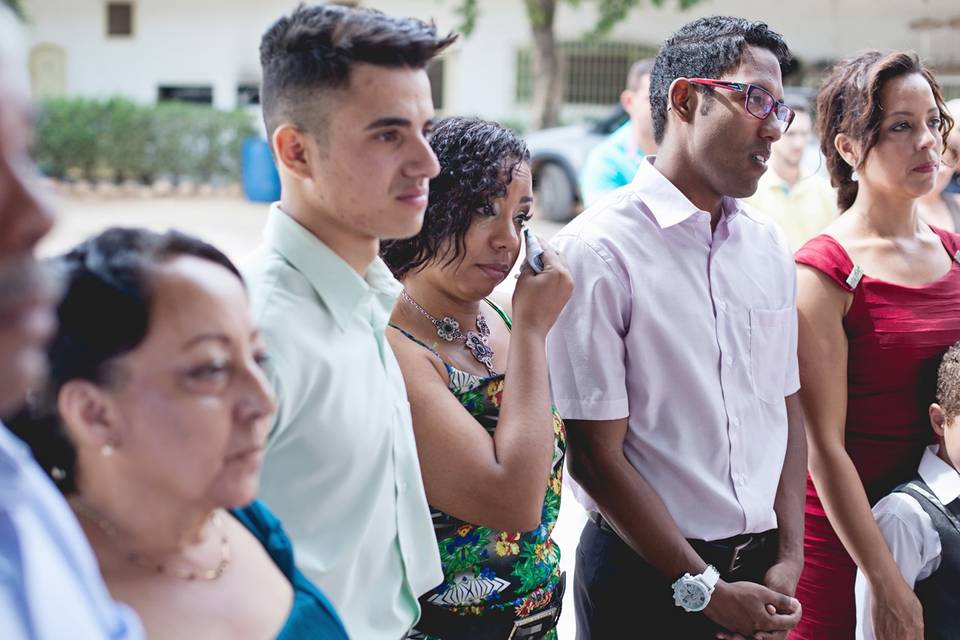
left=850, top=169, right=859, bottom=183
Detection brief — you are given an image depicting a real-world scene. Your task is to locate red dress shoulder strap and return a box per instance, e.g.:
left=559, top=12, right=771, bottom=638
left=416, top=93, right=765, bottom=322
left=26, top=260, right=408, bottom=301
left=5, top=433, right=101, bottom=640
left=795, top=234, right=861, bottom=292
left=929, top=225, right=960, bottom=260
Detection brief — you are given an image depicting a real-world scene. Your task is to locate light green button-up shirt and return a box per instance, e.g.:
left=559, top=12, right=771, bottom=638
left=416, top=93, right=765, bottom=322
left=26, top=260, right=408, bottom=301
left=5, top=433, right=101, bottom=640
left=243, top=204, right=442, bottom=640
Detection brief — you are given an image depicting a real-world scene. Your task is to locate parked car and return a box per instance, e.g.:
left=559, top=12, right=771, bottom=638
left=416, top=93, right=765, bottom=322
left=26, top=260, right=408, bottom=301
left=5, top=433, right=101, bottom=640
left=525, top=107, right=627, bottom=222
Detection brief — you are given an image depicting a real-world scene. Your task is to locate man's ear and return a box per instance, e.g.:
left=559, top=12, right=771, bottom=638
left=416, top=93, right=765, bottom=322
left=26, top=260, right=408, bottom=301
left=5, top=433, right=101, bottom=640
left=272, top=124, right=313, bottom=181
left=620, top=89, right=634, bottom=113
left=834, top=132, right=860, bottom=170
left=930, top=402, right=947, bottom=438
left=57, top=379, right=123, bottom=453
left=667, top=78, right=696, bottom=126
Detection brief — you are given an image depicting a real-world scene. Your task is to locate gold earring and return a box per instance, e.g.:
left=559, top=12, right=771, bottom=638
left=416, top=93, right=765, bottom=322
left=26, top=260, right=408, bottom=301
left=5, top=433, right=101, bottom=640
left=100, top=443, right=115, bottom=457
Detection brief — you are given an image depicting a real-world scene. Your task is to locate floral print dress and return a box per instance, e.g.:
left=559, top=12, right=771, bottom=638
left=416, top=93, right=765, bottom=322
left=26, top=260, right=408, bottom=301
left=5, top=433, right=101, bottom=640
left=393, top=300, right=566, bottom=640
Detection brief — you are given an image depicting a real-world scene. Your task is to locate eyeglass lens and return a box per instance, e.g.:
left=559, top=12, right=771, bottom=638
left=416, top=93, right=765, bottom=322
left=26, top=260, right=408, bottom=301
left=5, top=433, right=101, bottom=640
left=746, top=86, right=793, bottom=131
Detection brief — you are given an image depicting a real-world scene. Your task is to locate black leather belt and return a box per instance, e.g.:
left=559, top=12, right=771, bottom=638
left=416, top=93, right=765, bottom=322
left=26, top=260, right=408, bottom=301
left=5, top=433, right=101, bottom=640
left=588, top=511, right=776, bottom=574
left=414, top=572, right=566, bottom=640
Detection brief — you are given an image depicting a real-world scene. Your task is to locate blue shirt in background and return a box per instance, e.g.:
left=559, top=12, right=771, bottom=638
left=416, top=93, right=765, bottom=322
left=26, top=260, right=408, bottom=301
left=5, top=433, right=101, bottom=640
left=0, top=424, right=142, bottom=640
left=579, top=121, right=644, bottom=207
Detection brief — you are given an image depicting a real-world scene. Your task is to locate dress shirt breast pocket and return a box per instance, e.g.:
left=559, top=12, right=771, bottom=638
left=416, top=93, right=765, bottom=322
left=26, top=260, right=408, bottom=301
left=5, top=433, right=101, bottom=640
left=749, top=307, right=792, bottom=404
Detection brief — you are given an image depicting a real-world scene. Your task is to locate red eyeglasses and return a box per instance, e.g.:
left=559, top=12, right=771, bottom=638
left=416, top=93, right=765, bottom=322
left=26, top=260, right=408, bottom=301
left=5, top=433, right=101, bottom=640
left=686, top=78, right=796, bottom=133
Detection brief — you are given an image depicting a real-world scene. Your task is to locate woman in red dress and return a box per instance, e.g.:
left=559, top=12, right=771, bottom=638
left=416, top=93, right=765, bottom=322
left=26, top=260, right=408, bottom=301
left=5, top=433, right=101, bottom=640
left=792, top=51, right=959, bottom=640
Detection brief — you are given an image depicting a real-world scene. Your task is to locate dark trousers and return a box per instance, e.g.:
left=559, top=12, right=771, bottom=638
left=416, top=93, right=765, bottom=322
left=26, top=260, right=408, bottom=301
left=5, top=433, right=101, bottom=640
left=574, top=516, right=778, bottom=640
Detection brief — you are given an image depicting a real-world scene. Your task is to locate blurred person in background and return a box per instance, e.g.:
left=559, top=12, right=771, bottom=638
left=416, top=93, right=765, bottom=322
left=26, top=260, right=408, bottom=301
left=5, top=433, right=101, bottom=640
left=579, top=58, right=657, bottom=207
left=243, top=5, right=455, bottom=638
left=745, top=99, right=836, bottom=250
left=8, top=228, right=348, bottom=640
left=916, top=98, right=960, bottom=231
left=0, top=7, right=143, bottom=639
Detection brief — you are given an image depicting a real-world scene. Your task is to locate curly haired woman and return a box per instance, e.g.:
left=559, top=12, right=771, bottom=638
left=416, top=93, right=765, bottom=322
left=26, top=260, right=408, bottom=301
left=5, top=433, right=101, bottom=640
left=381, top=117, right=573, bottom=639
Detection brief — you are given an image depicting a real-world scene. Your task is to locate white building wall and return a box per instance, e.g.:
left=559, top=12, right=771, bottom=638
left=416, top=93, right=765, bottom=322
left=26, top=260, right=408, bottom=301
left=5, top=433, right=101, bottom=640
left=557, top=0, right=960, bottom=67
left=23, top=0, right=293, bottom=109
left=21, top=0, right=960, bottom=122
left=374, top=0, right=960, bottom=120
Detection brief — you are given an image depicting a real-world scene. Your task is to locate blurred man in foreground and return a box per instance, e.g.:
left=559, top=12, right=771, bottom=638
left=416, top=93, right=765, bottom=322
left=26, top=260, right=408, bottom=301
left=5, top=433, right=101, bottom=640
left=0, top=7, right=142, bottom=639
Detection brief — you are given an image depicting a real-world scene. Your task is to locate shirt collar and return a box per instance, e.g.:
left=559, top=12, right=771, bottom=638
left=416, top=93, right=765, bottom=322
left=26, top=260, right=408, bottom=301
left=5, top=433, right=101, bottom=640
left=0, top=423, right=30, bottom=480
left=630, top=156, right=745, bottom=228
left=918, top=444, right=960, bottom=505
left=263, top=203, right=402, bottom=332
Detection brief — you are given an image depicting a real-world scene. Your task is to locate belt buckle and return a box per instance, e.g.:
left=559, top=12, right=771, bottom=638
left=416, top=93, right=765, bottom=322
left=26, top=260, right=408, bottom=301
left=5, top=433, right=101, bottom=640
left=506, top=605, right=560, bottom=640
left=728, top=537, right=753, bottom=573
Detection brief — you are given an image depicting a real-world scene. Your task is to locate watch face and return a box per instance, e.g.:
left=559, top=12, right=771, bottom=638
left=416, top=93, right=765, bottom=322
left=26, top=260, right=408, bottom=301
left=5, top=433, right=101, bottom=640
left=678, top=581, right=708, bottom=610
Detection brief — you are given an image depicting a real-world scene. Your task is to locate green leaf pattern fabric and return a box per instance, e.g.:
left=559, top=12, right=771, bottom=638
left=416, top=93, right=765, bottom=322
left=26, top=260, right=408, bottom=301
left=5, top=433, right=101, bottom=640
left=420, top=368, right=566, bottom=624
left=392, top=301, right=566, bottom=639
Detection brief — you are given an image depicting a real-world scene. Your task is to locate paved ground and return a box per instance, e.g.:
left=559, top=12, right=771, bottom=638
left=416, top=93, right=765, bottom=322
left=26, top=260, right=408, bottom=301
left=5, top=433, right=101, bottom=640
left=41, top=195, right=586, bottom=638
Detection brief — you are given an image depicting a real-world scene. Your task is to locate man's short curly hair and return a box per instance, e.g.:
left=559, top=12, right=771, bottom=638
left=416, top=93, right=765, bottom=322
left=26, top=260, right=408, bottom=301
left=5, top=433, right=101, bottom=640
left=649, top=16, right=792, bottom=145
left=380, top=117, right=530, bottom=280
left=937, top=341, right=960, bottom=421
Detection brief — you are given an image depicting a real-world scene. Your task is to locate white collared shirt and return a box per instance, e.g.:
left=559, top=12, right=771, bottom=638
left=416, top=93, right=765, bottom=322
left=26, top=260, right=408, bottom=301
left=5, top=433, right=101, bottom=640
left=546, top=157, right=800, bottom=540
left=855, top=445, right=957, bottom=640
left=243, top=205, right=442, bottom=640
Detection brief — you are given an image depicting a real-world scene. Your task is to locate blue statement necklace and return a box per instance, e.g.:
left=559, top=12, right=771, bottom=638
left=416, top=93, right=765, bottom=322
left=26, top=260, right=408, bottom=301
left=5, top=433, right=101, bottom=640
left=400, top=290, right=497, bottom=375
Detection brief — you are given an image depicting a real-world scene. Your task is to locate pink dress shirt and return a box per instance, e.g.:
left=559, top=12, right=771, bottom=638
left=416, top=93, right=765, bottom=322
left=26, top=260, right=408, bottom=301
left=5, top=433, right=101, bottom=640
left=546, top=157, right=799, bottom=541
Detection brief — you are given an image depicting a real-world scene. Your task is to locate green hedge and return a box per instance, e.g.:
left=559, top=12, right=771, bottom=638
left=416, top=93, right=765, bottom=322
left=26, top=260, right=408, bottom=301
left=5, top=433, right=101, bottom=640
left=34, top=98, right=256, bottom=183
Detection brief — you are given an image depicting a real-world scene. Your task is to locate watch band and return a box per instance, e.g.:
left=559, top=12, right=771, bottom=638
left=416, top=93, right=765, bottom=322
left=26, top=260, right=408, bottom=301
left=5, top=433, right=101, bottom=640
left=700, top=564, right=720, bottom=590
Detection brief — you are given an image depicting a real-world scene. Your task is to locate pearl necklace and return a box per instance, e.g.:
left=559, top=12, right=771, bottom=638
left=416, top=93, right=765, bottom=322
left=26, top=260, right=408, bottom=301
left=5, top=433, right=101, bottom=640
left=400, top=290, right=497, bottom=375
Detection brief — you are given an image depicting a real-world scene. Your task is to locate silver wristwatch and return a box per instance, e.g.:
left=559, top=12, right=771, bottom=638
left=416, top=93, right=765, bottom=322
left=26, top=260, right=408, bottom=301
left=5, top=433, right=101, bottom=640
left=671, top=564, right=720, bottom=612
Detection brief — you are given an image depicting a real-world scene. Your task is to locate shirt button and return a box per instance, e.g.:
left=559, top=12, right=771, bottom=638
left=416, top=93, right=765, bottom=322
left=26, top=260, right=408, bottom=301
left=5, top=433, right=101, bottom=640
left=725, top=355, right=734, bottom=366
left=717, top=300, right=727, bottom=312
left=398, top=481, right=407, bottom=494
left=732, top=417, right=741, bottom=427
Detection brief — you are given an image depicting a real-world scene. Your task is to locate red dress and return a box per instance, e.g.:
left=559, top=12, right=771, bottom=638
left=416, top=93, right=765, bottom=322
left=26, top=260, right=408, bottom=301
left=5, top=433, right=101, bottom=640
left=791, top=228, right=960, bottom=639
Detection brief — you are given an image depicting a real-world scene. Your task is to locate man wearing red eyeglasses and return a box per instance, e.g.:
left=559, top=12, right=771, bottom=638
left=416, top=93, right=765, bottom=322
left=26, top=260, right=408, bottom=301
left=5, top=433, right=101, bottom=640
left=547, top=15, right=806, bottom=640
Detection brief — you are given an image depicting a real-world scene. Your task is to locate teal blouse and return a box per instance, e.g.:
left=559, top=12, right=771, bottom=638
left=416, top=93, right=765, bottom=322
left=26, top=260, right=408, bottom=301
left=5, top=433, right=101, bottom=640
left=231, top=501, right=349, bottom=640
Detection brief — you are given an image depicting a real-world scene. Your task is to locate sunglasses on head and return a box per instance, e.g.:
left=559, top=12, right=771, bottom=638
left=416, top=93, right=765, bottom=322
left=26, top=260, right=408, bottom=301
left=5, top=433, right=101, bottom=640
left=686, top=78, right=796, bottom=133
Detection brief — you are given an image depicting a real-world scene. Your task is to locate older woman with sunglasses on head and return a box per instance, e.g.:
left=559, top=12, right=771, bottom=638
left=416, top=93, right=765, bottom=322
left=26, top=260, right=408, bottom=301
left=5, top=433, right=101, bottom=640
left=380, top=117, right=573, bottom=640
left=790, top=52, right=960, bottom=640
left=8, top=228, right=347, bottom=640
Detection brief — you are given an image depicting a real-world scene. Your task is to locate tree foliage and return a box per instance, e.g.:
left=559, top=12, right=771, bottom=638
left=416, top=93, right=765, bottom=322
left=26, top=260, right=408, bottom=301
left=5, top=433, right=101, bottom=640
left=1, top=0, right=24, bottom=18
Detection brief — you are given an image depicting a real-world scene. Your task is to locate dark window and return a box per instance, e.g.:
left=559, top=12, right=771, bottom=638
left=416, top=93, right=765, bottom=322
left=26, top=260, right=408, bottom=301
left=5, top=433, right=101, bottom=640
left=106, top=2, right=133, bottom=37
left=427, top=58, right=445, bottom=111
left=516, top=41, right=658, bottom=105
left=237, top=84, right=260, bottom=106
left=157, top=85, right=213, bottom=105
